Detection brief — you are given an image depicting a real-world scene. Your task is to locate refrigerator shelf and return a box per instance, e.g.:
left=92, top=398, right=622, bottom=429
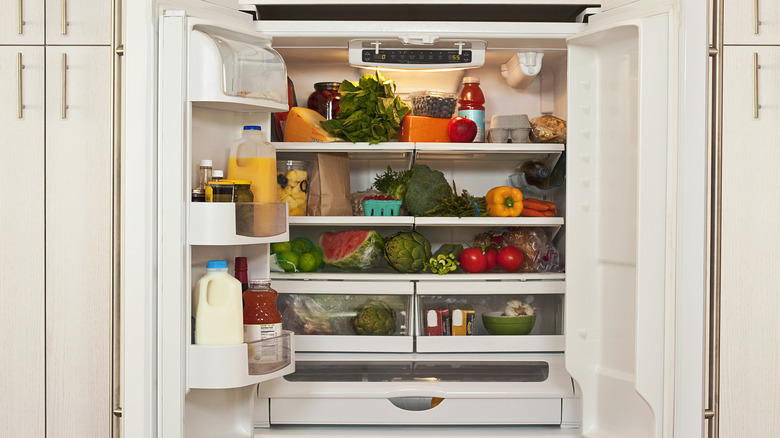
left=415, top=142, right=565, bottom=161
left=289, top=215, right=415, bottom=227
left=190, top=98, right=288, bottom=113
left=275, top=142, right=415, bottom=160
left=416, top=334, right=564, bottom=353
left=288, top=215, right=562, bottom=227
left=271, top=271, right=565, bottom=281
left=189, top=202, right=289, bottom=245
left=187, top=331, right=295, bottom=390
left=294, top=335, right=413, bottom=353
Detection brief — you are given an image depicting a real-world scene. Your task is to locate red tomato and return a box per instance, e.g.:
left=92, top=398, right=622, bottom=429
left=484, top=247, right=497, bottom=271
left=497, top=246, right=524, bottom=272
left=459, top=247, right=487, bottom=273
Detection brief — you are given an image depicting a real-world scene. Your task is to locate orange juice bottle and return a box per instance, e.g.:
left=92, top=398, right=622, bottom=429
left=227, top=126, right=276, bottom=202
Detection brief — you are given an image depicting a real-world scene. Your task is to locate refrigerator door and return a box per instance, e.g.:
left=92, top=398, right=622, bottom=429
left=565, top=2, right=677, bottom=437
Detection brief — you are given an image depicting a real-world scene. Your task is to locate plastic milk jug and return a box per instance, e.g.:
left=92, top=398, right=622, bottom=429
left=193, top=260, right=243, bottom=345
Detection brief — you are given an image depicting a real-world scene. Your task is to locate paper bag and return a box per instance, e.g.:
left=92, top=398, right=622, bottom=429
left=307, top=153, right=352, bottom=216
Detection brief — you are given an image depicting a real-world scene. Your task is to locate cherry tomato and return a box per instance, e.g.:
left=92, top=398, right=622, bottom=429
left=484, top=247, right=497, bottom=271
left=497, top=246, right=524, bottom=272
left=459, top=247, right=487, bottom=273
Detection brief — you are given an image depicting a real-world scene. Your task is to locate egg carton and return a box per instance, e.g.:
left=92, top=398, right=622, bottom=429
left=487, top=114, right=531, bottom=143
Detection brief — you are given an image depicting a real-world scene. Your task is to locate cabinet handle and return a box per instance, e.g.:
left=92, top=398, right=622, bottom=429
left=753, top=0, right=760, bottom=34
left=17, top=52, right=23, bottom=119
left=18, top=0, right=23, bottom=34
left=753, top=52, right=759, bottom=119
left=61, top=53, right=67, bottom=119
left=61, top=0, right=68, bottom=35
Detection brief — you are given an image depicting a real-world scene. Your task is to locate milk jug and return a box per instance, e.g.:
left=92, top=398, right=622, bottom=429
left=193, top=260, right=243, bottom=345
left=227, top=125, right=277, bottom=203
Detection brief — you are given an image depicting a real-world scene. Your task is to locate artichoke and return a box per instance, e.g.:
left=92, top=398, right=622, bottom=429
left=384, top=231, right=432, bottom=273
left=352, top=301, right=397, bottom=335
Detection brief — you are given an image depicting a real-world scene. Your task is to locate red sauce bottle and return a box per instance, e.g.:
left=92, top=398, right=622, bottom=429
left=243, top=279, right=282, bottom=343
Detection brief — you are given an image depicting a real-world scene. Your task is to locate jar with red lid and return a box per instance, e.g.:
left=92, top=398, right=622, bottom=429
left=307, top=82, right=341, bottom=120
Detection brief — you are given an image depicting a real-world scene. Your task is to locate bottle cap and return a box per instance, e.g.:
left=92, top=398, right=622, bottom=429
left=235, top=257, right=247, bottom=270
left=462, top=76, right=480, bottom=84
left=243, top=125, right=262, bottom=131
left=206, top=260, right=228, bottom=270
left=212, top=170, right=224, bottom=179
left=199, top=159, right=213, bottom=167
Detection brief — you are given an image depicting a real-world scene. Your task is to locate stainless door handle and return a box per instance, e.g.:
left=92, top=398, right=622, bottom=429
left=17, top=52, right=23, bottom=119
left=753, top=0, right=760, bottom=35
left=18, top=0, right=23, bottom=34
left=61, top=53, right=67, bottom=119
left=61, top=0, right=68, bottom=35
left=753, top=52, right=759, bottom=119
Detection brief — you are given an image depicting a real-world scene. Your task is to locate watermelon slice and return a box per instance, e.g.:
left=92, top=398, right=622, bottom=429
left=319, top=230, right=385, bottom=272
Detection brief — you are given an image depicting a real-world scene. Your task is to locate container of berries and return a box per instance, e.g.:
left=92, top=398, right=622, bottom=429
left=361, top=195, right=403, bottom=217
left=409, top=90, right=458, bottom=119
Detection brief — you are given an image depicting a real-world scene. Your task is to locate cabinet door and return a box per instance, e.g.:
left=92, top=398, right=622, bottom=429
left=0, top=0, right=45, bottom=44
left=45, top=0, right=111, bottom=45
left=720, top=46, right=780, bottom=437
left=45, top=45, right=112, bottom=436
left=724, top=0, right=780, bottom=45
left=0, top=46, right=45, bottom=437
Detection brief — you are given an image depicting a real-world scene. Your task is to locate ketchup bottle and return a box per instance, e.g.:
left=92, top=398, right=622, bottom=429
left=243, top=279, right=282, bottom=343
left=457, top=76, right=486, bottom=142
left=234, top=256, right=248, bottom=292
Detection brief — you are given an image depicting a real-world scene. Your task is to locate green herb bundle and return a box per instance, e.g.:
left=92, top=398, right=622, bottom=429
left=320, top=71, right=410, bottom=144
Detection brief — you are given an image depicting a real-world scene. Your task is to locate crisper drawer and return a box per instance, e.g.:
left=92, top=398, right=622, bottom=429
left=273, top=280, right=414, bottom=352
left=416, top=281, right=564, bottom=353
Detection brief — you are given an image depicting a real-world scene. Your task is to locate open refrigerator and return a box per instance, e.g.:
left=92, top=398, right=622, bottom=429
left=129, top=0, right=709, bottom=437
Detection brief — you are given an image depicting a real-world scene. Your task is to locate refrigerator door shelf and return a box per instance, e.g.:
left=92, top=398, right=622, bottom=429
left=187, top=331, right=294, bottom=390
left=189, top=202, right=289, bottom=246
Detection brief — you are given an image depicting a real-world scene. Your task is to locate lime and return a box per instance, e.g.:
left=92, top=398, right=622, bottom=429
left=271, top=241, right=292, bottom=254
left=299, top=253, right=318, bottom=272
left=308, top=246, right=324, bottom=269
left=276, top=250, right=300, bottom=273
left=290, top=236, right=315, bottom=255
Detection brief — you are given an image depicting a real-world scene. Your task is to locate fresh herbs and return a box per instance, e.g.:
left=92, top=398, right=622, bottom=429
left=320, top=71, right=410, bottom=144
left=372, top=166, right=411, bottom=201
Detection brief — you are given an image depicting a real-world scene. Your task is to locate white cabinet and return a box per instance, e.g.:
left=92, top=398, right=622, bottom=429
left=0, top=46, right=46, bottom=438
left=45, top=0, right=111, bottom=44
left=0, top=0, right=45, bottom=44
left=719, top=45, right=780, bottom=438
left=724, top=0, right=780, bottom=45
left=44, top=45, right=112, bottom=436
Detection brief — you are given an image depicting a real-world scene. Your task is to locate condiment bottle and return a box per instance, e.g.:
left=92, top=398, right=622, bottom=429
left=227, top=126, right=277, bottom=203
left=517, top=160, right=551, bottom=186
left=457, top=77, right=486, bottom=142
left=243, top=279, right=282, bottom=343
left=192, top=260, right=243, bottom=345
left=198, top=160, right=213, bottom=190
left=211, top=169, right=224, bottom=181
left=234, top=257, right=249, bottom=292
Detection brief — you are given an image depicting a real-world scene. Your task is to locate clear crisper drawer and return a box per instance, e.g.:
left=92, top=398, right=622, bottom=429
left=190, top=27, right=287, bottom=104
left=416, top=281, right=565, bottom=353
left=273, top=280, right=414, bottom=352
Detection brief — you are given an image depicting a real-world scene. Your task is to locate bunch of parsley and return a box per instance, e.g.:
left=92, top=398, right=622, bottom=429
left=320, top=71, right=410, bottom=144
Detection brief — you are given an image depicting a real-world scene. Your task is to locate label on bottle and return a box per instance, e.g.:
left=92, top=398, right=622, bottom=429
left=458, top=109, right=485, bottom=142
left=245, top=323, right=283, bottom=365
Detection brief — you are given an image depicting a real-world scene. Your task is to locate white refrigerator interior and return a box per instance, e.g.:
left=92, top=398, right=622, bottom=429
left=129, top=1, right=707, bottom=437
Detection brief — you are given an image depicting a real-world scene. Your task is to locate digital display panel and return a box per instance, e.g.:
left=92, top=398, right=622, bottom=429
left=362, top=49, right=472, bottom=65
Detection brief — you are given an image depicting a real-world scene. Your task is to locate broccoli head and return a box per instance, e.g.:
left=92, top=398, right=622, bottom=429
left=404, top=164, right=453, bottom=216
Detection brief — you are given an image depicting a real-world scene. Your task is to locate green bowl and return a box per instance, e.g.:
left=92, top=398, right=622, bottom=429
left=481, top=312, right=536, bottom=335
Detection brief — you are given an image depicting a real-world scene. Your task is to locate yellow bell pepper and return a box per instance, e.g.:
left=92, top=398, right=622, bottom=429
left=486, top=186, right=524, bottom=217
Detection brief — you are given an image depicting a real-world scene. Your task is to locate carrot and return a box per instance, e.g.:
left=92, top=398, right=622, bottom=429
left=542, top=210, right=556, bottom=217
left=520, top=209, right=545, bottom=217
left=523, top=198, right=556, bottom=212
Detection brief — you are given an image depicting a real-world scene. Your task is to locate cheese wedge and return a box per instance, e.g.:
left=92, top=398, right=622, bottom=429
left=398, top=115, right=451, bottom=142
left=283, top=107, right=339, bottom=142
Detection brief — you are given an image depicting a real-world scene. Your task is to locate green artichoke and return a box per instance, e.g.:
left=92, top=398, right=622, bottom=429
left=352, top=301, right=397, bottom=335
left=384, top=231, right=432, bottom=273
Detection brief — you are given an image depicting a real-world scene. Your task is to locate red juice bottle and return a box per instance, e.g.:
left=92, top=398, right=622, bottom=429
left=457, top=76, right=486, bottom=142
left=242, top=279, right=282, bottom=343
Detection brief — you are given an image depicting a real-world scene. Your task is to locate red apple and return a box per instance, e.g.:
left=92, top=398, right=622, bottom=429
left=448, top=116, right=478, bottom=143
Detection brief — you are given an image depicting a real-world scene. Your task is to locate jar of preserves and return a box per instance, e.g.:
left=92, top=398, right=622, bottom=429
left=233, top=180, right=254, bottom=203
left=206, top=181, right=234, bottom=202
left=307, top=82, right=341, bottom=120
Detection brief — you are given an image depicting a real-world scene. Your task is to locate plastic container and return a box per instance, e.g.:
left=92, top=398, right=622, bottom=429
left=307, top=82, right=341, bottom=120
left=277, top=160, right=311, bottom=216
left=192, top=260, right=244, bottom=345
left=457, top=77, right=486, bottom=142
left=198, top=160, right=213, bottom=190
left=362, top=199, right=402, bottom=216
left=409, top=90, right=458, bottom=118
left=487, top=114, right=531, bottom=143
left=227, top=126, right=277, bottom=203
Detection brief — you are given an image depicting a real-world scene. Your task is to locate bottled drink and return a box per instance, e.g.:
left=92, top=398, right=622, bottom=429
left=234, top=256, right=248, bottom=292
left=457, top=77, right=486, bottom=142
left=227, top=126, right=276, bottom=203
left=518, top=160, right=551, bottom=186
left=243, top=279, right=282, bottom=343
left=192, top=260, right=243, bottom=345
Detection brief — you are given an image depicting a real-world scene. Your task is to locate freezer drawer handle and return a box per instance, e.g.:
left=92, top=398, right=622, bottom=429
left=754, top=0, right=760, bottom=35
left=388, top=397, right=444, bottom=411
left=753, top=52, right=760, bottom=119
left=61, top=0, right=68, bottom=35
left=61, top=53, right=68, bottom=119
left=17, top=52, right=24, bottom=119
left=17, top=0, right=23, bottom=34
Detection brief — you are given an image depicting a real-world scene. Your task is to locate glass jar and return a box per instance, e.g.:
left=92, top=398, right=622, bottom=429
left=206, top=180, right=234, bottom=202
left=307, top=82, right=341, bottom=120
left=233, top=180, right=254, bottom=203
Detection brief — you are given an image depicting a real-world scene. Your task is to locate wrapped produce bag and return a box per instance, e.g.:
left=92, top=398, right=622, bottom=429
left=307, top=153, right=352, bottom=216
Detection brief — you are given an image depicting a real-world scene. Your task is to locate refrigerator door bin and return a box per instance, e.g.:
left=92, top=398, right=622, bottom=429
left=187, top=330, right=294, bottom=390
left=189, top=202, right=289, bottom=245
left=274, top=280, right=414, bottom=352
left=189, top=24, right=288, bottom=109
